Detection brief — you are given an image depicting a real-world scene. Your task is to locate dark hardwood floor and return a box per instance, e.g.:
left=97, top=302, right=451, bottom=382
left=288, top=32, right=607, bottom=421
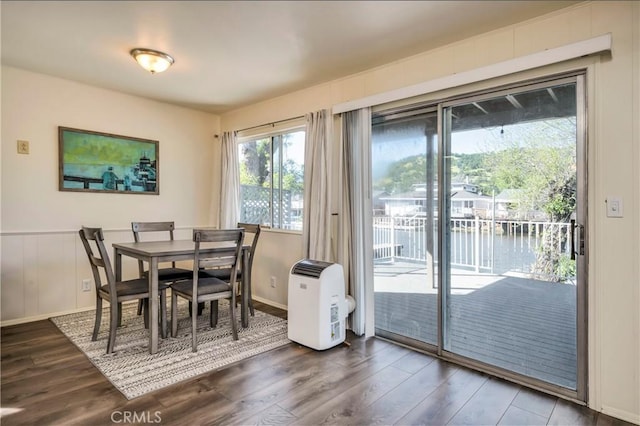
left=1, top=301, right=633, bottom=426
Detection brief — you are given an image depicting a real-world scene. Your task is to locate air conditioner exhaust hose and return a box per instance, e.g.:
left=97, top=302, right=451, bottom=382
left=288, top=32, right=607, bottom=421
left=345, top=295, right=356, bottom=315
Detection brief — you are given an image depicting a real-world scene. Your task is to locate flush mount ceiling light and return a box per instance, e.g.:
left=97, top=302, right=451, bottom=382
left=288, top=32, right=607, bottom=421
left=130, top=48, right=174, bottom=74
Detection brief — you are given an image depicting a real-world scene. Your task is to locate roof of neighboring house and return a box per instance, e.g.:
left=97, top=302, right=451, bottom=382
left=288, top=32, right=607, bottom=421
left=451, top=190, right=491, bottom=201
left=373, top=190, right=390, bottom=199
left=381, top=189, right=495, bottom=202
left=379, top=190, right=428, bottom=201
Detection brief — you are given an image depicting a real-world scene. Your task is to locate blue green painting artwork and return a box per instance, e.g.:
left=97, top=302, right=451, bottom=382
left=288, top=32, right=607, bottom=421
left=59, top=127, right=159, bottom=194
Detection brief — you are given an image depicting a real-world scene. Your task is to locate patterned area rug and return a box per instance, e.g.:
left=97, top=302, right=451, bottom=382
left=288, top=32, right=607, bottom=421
left=50, top=299, right=290, bottom=400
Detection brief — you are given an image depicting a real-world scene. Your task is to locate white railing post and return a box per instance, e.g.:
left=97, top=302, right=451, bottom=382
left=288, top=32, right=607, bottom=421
left=491, top=191, right=496, bottom=273
left=372, top=215, right=574, bottom=274
left=390, top=216, right=396, bottom=263
left=475, top=216, right=480, bottom=273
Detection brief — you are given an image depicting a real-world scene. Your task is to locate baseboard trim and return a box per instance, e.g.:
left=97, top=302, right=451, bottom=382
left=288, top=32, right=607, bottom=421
left=601, top=405, right=640, bottom=425
left=1, top=306, right=95, bottom=327
left=253, top=295, right=288, bottom=311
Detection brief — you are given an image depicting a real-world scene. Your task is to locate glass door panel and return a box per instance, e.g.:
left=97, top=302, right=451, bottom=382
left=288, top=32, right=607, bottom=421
left=442, top=81, right=581, bottom=390
left=372, top=109, right=439, bottom=347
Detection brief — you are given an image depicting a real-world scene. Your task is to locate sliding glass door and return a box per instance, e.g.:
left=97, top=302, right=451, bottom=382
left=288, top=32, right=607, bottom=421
left=371, top=75, right=587, bottom=400
left=441, top=77, right=585, bottom=396
left=373, top=108, right=439, bottom=348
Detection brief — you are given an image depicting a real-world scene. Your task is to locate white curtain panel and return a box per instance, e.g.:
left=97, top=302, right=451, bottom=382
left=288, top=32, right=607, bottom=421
left=219, top=131, right=240, bottom=229
left=341, top=108, right=373, bottom=336
left=302, top=110, right=332, bottom=261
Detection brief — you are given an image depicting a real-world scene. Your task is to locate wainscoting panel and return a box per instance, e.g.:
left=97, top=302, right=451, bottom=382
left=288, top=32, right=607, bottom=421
left=37, top=233, right=77, bottom=315
left=1, top=227, right=198, bottom=325
left=1, top=235, right=26, bottom=321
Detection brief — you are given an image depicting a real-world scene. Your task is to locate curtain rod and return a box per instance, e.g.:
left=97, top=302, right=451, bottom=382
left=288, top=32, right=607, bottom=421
left=236, top=115, right=305, bottom=133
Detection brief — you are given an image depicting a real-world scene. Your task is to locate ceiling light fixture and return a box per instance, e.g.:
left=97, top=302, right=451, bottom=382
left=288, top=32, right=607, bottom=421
left=130, top=48, right=174, bottom=74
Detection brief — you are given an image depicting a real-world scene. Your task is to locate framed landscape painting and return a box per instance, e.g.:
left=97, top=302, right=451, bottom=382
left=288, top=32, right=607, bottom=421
left=58, top=127, right=159, bottom=194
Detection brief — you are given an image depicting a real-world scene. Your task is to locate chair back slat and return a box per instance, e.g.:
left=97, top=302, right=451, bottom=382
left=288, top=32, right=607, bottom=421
left=193, top=228, right=244, bottom=244
left=199, top=256, right=237, bottom=269
left=132, top=221, right=176, bottom=239
left=193, top=229, right=244, bottom=294
left=131, top=221, right=177, bottom=273
left=79, top=226, right=117, bottom=303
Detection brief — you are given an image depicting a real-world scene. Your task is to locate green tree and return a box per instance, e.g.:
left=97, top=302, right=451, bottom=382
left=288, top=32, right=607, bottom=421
left=239, top=134, right=304, bottom=191
left=280, top=159, right=304, bottom=191
left=451, top=152, right=492, bottom=194
left=239, top=138, right=270, bottom=186
left=483, top=119, right=576, bottom=220
left=374, top=154, right=427, bottom=193
left=482, top=119, right=577, bottom=281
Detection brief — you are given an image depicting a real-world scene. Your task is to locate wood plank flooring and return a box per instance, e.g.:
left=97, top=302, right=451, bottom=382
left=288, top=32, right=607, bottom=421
left=1, top=302, right=633, bottom=426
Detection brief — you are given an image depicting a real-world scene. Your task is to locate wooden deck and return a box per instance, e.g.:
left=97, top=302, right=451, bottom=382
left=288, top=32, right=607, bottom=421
left=374, top=264, right=577, bottom=389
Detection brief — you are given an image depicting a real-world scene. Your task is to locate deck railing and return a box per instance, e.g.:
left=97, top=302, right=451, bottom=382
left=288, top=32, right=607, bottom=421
left=373, top=216, right=572, bottom=275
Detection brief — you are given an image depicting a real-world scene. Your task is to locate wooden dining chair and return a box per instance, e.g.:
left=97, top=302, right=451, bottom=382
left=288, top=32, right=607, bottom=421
left=78, top=226, right=170, bottom=354
left=170, top=228, right=244, bottom=352
left=198, top=222, right=264, bottom=316
left=131, top=221, right=192, bottom=315
left=132, top=221, right=193, bottom=282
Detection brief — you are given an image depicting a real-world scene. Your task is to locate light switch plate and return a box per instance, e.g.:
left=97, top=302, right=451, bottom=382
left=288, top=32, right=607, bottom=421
left=606, top=197, right=623, bottom=218
left=17, top=140, right=29, bottom=154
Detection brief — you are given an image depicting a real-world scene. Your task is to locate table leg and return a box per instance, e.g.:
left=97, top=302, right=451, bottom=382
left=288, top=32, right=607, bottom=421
left=114, top=249, right=122, bottom=281
left=149, top=257, right=159, bottom=354
left=241, top=248, right=249, bottom=328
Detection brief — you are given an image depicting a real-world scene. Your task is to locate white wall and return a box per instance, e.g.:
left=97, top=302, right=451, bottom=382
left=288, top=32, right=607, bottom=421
left=1, top=66, right=220, bottom=322
left=219, top=2, right=639, bottom=423
left=250, top=229, right=302, bottom=310
left=0, top=1, right=637, bottom=422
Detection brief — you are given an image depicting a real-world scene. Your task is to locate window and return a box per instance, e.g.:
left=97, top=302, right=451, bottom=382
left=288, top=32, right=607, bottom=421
left=238, top=129, right=305, bottom=230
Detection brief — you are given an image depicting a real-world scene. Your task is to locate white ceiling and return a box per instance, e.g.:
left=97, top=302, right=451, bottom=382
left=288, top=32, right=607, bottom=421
left=1, top=1, right=580, bottom=114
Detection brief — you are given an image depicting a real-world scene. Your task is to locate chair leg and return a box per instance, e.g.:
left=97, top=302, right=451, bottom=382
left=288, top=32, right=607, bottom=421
left=191, top=298, right=198, bottom=352
left=117, top=302, right=123, bottom=327
left=92, top=297, right=102, bottom=341
left=189, top=301, right=205, bottom=316
left=107, top=302, right=118, bottom=354
left=229, top=297, right=238, bottom=341
left=210, top=300, right=218, bottom=328
left=137, top=299, right=143, bottom=316
left=171, top=293, right=178, bottom=338
left=247, top=275, right=255, bottom=317
left=160, top=290, right=168, bottom=339
left=238, top=276, right=255, bottom=316
left=143, top=299, right=149, bottom=329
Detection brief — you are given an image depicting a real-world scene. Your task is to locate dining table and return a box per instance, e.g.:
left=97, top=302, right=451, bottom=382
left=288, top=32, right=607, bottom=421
left=113, top=239, right=251, bottom=354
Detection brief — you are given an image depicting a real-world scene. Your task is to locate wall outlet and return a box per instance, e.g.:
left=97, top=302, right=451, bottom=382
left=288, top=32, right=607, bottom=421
left=82, top=279, right=92, bottom=292
left=270, top=276, right=277, bottom=288
left=17, top=140, right=29, bottom=154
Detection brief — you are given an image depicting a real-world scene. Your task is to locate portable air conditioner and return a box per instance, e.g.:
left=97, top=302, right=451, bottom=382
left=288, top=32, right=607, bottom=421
left=287, top=259, right=347, bottom=350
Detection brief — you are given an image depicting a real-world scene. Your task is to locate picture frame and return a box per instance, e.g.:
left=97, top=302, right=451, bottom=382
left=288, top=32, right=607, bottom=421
left=58, top=126, right=159, bottom=195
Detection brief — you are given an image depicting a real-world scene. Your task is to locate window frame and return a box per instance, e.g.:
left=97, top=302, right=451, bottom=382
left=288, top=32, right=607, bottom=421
left=237, top=123, right=306, bottom=232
